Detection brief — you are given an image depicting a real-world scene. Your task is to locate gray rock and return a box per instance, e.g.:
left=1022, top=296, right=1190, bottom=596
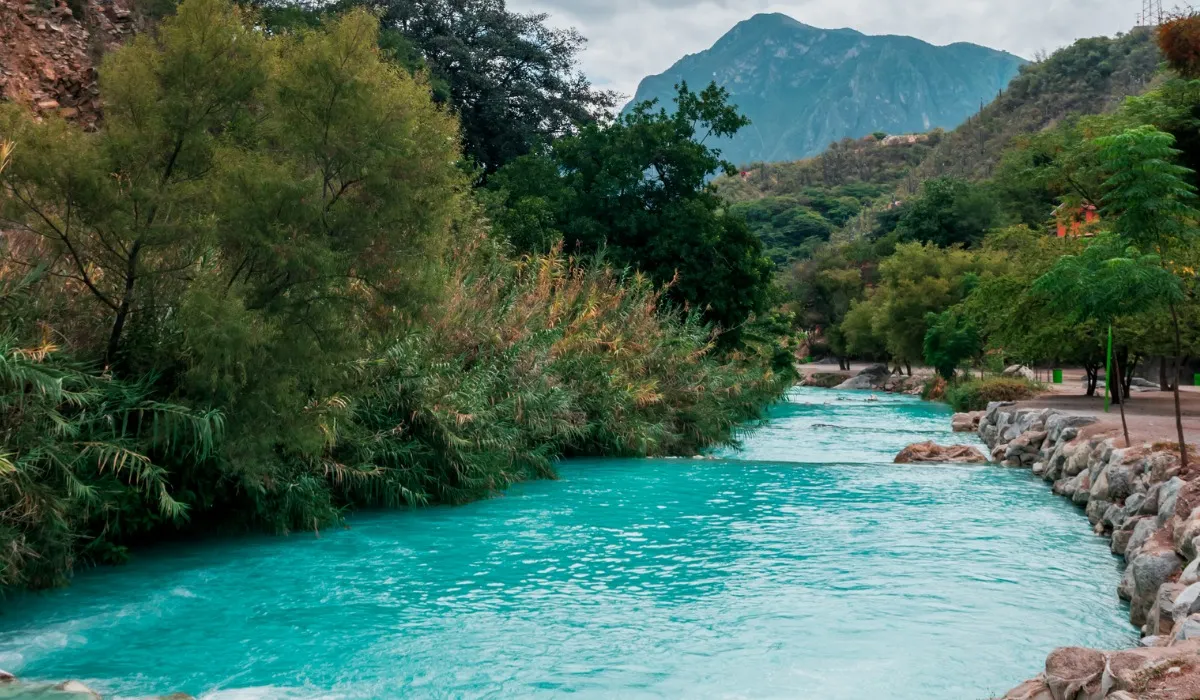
left=1119, top=565, right=1135, bottom=601
left=835, top=364, right=891, bottom=390
left=54, top=681, right=102, bottom=699
left=1112, top=528, right=1135, bottom=556
left=1086, top=498, right=1112, bottom=526
left=1143, top=483, right=1163, bottom=515
left=1176, top=613, right=1200, bottom=642
left=1131, top=549, right=1184, bottom=626
left=1126, top=518, right=1158, bottom=559
left=1183, top=558, right=1200, bottom=586
left=1159, top=477, right=1186, bottom=527
left=1003, top=364, right=1037, bottom=381
left=1141, top=635, right=1166, bottom=647
left=1149, top=582, right=1188, bottom=636
left=1173, top=582, right=1200, bottom=621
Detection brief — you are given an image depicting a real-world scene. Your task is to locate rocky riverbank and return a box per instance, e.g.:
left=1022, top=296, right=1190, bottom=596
left=973, top=402, right=1200, bottom=699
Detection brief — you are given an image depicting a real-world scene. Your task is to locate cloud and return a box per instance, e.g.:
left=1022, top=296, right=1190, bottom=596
left=509, top=0, right=1141, bottom=99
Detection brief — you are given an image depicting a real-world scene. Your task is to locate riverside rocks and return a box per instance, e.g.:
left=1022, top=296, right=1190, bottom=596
left=894, top=440, right=988, bottom=463
left=987, top=403, right=1200, bottom=700
left=834, top=363, right=929, bottom=394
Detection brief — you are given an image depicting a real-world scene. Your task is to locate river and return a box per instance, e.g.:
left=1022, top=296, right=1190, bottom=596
left=0, top=388, right=1135, bottom=699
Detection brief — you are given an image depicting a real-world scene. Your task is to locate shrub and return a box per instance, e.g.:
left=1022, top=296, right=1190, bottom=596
left=944, top=377, right=1040, bottom=412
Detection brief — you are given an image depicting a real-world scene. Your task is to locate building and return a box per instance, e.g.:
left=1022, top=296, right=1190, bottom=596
left=1055, top=203, right=1099, bottom=238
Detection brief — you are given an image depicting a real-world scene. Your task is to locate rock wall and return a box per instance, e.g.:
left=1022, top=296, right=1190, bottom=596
left=0, top=0, right=135, bottom=130
left=980, top=402, right=1200, bottom=699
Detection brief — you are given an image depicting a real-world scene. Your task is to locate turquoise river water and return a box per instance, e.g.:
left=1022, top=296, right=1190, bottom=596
left=0, top=388, right=1135, bottom=699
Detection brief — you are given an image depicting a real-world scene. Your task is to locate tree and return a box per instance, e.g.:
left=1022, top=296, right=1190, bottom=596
left=923, top=309, right=981, bottom=380
left=839, top=242, right=983, bottom=373
left=1034, top=234, right=1184, bottom=446
left=896, top=177, right=1002, bottom=248
left=1093, top=124, right=1199, bottom=466
left=487, top=82, right=774, bottom=344
left=363, top=0, right=616, bottom=175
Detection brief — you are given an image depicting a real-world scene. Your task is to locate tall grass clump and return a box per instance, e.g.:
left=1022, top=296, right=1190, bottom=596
left=944, top=377, right=1040, bottom=412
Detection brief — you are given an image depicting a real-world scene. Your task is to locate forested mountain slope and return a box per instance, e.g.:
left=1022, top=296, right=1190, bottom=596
left=627, top=12, right=1025, bottom=166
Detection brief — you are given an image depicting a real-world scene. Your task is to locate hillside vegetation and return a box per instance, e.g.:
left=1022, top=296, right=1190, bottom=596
left=719, top=28, right=1162, bottom=265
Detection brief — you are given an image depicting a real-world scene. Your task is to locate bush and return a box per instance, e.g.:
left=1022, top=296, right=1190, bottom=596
left=944, top=377, right=1040, bottom=412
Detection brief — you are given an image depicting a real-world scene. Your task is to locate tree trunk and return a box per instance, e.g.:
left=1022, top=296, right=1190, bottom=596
left=1112, top=350, right=1132, bottom=447
left=905, top=362, right=912, bottom=377
left=1170, top=302, right=1190, bottom=470
left=104, top=240, right=141, bottom=367
left=1085, top=365, right=1099, bottom=397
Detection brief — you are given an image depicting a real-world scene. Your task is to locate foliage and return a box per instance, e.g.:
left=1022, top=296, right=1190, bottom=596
left=895, top=177, right=1003, bottom=248
left=839, top=243, right=983, bottom=368
left=944, top=377, right=1039, bottom=412
left=0, top=0, right=791, bottom=589
left=923, top=309, right=981, bottom=380
left=487, top=82, right=775, bottom=344
left=257, top=0, right=617, bottom=176
left=1158, top=13, right=1200, bottom=79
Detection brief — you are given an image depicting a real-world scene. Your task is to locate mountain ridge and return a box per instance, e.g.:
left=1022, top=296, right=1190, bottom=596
left=626, top=13, right=1027, bottom=166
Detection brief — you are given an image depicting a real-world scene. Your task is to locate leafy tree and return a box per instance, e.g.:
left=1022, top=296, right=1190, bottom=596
left=487, top=82, right=774, bottom=343
left=1034, top=234, right=1184, bottom=445
left=896, top=177, right=1002, bottom=248
left=363, top=0, right=616, bottom=175
left=839, top=242, right=982, bottom=373
left=1093, top=124, right=1199, bottom=464
left=923, top=309, right=981, bottom=380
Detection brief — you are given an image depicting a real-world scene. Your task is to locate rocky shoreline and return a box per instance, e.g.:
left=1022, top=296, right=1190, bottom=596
left=968, top=402, right=1200, bottom=699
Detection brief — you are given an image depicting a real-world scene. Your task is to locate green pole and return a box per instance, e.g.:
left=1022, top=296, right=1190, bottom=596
left=1105, top=324, right=1113, bottom=413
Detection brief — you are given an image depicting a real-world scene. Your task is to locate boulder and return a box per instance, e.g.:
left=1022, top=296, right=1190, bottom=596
left=835, top=363, right=891, bottom=391
left=1085, top=498, right=1111, bottom=527
left=54, top=681, right=102, bottom=699
left=1160, top=477, right=1187, bottom=527
left=1004, top=364, right=1038, bottom=381
left=999, top=676, right=1054, bottom=700
left=1172, top=582, right=1200, bottom=622
left=1100, top=640, right=1200, bottom=695
left=0, top=670, right=13, bottom=683
left=1043, top=646, right=1105, bottom=700
left=1176, top=613, right=1200, bottom=643
left=894, top=442, right=988, bottom=464
left=1149, top=582, right=1189, bottom=636
left=951, top=412, right=984, bottom=433
left=1182, top=557, right=1200, bottom=586
left=1130, top=546, right=1184, bottom=627
left=1126, top=518, right=1159, bottom=559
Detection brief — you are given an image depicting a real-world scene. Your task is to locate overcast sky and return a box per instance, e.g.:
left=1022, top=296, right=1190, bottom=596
left=509, top=0, right=1144, bottom=99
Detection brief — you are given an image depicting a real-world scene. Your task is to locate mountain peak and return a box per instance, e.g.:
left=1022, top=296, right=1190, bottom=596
left=627, top=16, right=1026, bottom=165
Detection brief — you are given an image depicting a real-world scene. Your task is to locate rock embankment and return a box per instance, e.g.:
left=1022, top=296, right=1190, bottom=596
left=976, top=402, right=1200, bottom=699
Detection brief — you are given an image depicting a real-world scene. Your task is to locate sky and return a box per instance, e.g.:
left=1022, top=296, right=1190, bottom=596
left=509, top=0, right=1146, bottom=99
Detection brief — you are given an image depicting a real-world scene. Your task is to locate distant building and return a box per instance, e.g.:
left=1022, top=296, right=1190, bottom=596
left=1055, top=203, right=1099, bottom=238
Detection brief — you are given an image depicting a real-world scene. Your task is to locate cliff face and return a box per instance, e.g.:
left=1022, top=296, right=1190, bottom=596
left=0, top=0, right=135, bottom=129
left=626, top=13, right=1026, bottom=167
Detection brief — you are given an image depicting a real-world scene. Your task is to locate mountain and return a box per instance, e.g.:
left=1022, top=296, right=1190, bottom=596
left=626, top=13, right=1027, bottom=166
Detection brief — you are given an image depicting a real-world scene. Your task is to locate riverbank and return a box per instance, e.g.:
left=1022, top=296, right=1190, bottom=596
left=972, top=402, right=1200, bottom=699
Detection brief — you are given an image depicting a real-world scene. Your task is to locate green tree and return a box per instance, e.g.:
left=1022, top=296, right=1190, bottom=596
left=1093, top=124, right=1199, bottom=465
left=488, top=82, right=774, bottom=344
left=842, top=243, right=983, bottom=373
left=923, top=309, right=981, bottom=380
left=896, top=177, right=1002, bottom=248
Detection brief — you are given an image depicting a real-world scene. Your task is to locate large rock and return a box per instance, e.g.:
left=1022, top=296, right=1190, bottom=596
left=835, top=363, right=891, bottom=390
left=1004, top=364, right=1038, bottom=381
left=1043, top=646, right=1105, bottom=700
left=54, top=681, right=102, bottom=699
left=1130, top=545, right=1184, bottom=627
left=952, top=412, right=985, bottom=433
left=1148, top=582, right=1189, bottom=636
left=894, top=442, right=989, bottom=464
